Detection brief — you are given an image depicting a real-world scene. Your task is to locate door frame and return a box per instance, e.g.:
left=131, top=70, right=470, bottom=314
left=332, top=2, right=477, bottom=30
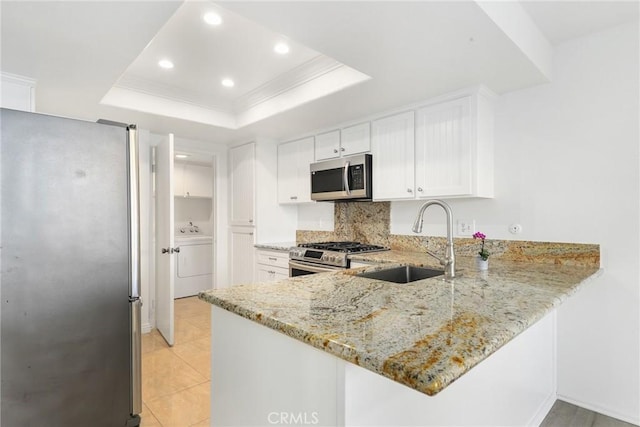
left=144, top=134, right=228, bottom=332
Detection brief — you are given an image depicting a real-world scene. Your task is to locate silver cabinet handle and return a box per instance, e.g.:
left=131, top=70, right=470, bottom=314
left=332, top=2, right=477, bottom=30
left=173, top=247, right=180, bottom=253
left=407, top=188, right=413, bottom=193
left=268, top=257, right=278, bottom=261
left=268, top=270, right=275, bottom=274
left=417, top=187, right=423, bottom=192
left=333, top=149, right=338, bottom=153
left=290, top=196, right=298, bottom=200
left=341, top=147, right=345, bottom=151
left=161, top=247, right=170, bottom=254
left=248, top=219, right=253, bottom=223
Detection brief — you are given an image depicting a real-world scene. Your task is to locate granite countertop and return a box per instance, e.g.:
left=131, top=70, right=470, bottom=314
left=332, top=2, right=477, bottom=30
left=254, top=242, right=297, bottom=251
left=199, top=252, right=601, bottom=396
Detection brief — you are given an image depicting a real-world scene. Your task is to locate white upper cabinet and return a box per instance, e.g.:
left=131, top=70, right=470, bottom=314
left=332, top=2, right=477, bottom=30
left=340, top=122, right=371, bottom=157
left=372, top=88, right=495, bottom=200
left=315, top=123, right=371, bottom=161
left=314, top=130, right=341, bottom=161
left=415, top=97, right=471, bottom=197
left=1, top=73, right=36, bottom=112
left=230, top=142, right=255, bottom=226
left=278, top=137, right=314, bottom=204
left=174, top=162, right=212, bottom=198
left=371, top=111, right=415, bottom=200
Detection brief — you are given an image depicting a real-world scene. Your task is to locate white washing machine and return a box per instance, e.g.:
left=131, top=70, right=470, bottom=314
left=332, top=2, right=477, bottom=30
left=174, top=235, right=213, bottom=298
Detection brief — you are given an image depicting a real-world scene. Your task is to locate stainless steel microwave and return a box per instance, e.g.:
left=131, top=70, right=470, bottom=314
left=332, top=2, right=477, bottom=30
left=310, top=154, right=372, bottom=201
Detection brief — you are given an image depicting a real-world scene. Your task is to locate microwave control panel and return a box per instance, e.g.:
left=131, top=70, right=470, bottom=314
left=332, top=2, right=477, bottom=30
left=350, top=165, right=364, bottom=190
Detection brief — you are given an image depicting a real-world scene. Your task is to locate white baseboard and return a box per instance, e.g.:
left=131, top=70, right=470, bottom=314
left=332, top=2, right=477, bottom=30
left=557, top=394, right=640, bottom=426
left=142, top=322, right=152, bottom=334
left=528, top=391, right=557, bottom=426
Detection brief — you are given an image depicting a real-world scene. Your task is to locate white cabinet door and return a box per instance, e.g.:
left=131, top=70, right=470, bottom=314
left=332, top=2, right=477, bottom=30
left=184, top=164, right=213, bottom=198
left=1, top=73, right=36, bottom=112
left=341, top=122, right=370, bottom=157
left=371, top=111, right=415, bottom=200
left=415, top=97, right=472, bottom=197
left=230, top=227, right=255, bottom=286
left=174, top=162, right=185, bottom=197
left=278, top=137, right=314, bottom=204
left=315, top=130, right=340, bottom=161
left=230, top=143, right=255, bottom=225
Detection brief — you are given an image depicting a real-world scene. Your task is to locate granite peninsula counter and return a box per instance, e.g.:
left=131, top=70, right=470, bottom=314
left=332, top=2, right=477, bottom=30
left=200, top=251, right=601, bottom=426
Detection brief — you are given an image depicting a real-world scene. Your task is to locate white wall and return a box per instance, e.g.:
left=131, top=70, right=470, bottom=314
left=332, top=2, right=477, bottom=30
left=297, top=21, right=640, bottom=423
left=175, top=198, right=213, bottom=234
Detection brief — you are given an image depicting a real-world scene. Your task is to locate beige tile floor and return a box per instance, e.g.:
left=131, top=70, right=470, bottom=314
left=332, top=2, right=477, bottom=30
left=140, top=297, right=211, bottom=427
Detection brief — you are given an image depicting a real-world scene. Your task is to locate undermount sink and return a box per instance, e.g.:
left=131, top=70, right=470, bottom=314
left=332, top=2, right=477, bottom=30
left=356, top=265, right=444, bottom=283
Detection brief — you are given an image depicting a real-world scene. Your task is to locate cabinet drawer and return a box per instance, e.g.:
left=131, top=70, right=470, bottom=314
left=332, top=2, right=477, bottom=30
left=256, top=250, right=289, bottom=269
left=256, top=265, right=289, bottom=283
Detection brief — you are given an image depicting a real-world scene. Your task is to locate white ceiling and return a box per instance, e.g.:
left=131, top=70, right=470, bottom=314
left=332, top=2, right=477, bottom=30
left=1, top=1, right=637, bottom=145
left=521, top=0, right=639, bottom=45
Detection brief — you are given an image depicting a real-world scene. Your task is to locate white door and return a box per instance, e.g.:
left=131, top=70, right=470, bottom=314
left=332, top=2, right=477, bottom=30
left=156, top=133, right=175, bottom=346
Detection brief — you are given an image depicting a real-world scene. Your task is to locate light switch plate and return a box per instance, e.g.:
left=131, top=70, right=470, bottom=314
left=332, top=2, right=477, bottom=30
left=457, top=220, right=475, bottom=236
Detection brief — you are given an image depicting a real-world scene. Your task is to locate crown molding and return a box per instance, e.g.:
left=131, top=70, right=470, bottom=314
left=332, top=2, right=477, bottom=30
left=117, top=74, right=231, bottom=112
left=233, top=55, right=343, bottom=112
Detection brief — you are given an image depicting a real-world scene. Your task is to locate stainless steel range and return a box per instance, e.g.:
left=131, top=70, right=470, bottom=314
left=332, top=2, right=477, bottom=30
left=289, top=241, right=388, bottom=276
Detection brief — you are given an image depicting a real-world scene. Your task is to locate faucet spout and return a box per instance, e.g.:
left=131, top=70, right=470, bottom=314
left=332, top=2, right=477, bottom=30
left=412, top=200, right=456, bottom=279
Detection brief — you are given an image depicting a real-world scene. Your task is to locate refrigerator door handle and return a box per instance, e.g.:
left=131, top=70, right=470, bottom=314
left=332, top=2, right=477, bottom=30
left=128, top=125, right=141, bottom=299
left=130, top=299, right=142, bottom=417
left=127, top=124, right=142, bottom=422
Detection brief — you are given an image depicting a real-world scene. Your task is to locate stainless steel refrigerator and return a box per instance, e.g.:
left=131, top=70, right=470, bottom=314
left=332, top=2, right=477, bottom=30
left=0, top=108, right=142, bottom=426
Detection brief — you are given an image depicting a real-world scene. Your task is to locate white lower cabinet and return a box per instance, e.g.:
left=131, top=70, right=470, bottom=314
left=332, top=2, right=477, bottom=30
left=230, top=227, right=255, bottom=286
left=255, top=249, right=289, bottom=282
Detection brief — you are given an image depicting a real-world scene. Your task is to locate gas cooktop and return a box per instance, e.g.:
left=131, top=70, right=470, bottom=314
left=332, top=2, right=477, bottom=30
left=297, top=241, right=388, bottom=253
left=290, top=241, right=389, bottom=268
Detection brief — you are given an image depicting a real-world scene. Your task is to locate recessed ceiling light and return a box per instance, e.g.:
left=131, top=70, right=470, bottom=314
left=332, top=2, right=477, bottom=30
left=221, top=78, right=235, bottom=88
left=274, top=42, right=290, bottom=55
left=158, top=59, right=174, bottom=69
left=175, top=154, right=189, bottom=159
left=203, top=12, right=222, bottom=26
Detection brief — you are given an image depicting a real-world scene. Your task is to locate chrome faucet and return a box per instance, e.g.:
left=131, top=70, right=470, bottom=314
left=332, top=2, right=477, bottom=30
left=412, top=200, right=456, bottom=279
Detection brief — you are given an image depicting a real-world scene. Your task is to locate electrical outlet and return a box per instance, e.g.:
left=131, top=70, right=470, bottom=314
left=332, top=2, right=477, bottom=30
left=509, top=224, right=523, bottom=234
left=457, top=220, right=475, bottom=236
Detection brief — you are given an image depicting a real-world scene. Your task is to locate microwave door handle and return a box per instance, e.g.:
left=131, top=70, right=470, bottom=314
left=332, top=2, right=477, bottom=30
left=343, top=161, right=351, bottom=195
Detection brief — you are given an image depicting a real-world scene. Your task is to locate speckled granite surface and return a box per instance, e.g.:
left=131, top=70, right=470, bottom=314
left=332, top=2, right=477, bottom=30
left=254, top=242, right=296, bottom=251
left=200, top=254, right=601, bottom=396
left=295, top=202, right=599, bottom=266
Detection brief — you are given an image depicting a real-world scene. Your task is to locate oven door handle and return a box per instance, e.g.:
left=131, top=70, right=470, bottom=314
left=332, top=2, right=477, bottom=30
left=289, top=260, right=341, bottom=274
left=343, top=161, right=351, bottom=195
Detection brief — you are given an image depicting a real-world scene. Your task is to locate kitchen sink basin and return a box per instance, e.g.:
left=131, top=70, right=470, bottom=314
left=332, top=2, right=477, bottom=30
left=356, top=265, right=443, bottom=283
